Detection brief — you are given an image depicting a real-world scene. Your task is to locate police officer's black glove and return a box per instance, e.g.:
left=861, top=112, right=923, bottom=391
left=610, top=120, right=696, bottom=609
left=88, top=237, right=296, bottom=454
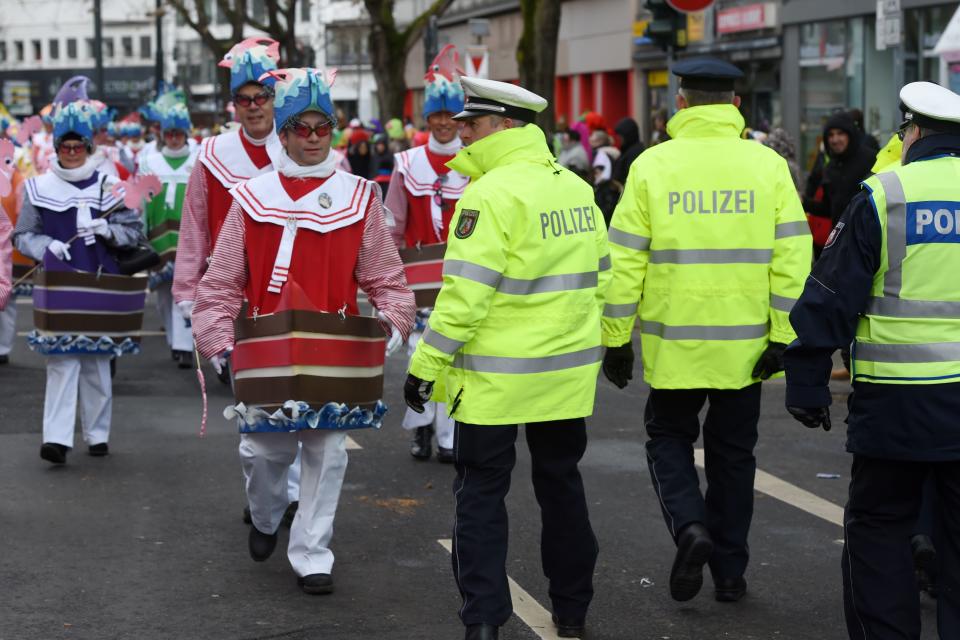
left=786, top=405, right=832, bottom=432
left=602, top=343, right=634, bottom=389
left=404, top=373, right=434, bottom=414
left=752, top=342, right=787, bottom=380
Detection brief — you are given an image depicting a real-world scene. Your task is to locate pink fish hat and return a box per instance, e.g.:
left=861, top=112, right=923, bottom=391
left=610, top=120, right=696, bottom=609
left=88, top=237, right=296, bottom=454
left=423, top=44, right=465, bottom=119
left=219, top=37, right=281, bottom=94
left=258, top=68, right=337, bottom=131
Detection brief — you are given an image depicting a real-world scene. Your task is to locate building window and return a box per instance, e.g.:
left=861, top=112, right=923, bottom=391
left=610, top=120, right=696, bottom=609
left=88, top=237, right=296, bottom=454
left=216, top=0, right=229, bottom=24
left=14, top=41, right=23, bottom=62
left=301, top=0, right=310, bottom=22
left=0, top=42, right=6, bottom=63
left=49, top=39, right=59, bottom=60
left=67, top=38, right=77, bottom=59
left=140, top=35, right=151, bottom=59
left=122, top=36, right=133, bottom=58
left=103, top=38, right=114, bottom=58
left=325, top=25, right=370, bottom=66
left=251, top=0, right=266, bottom=22
left=32, top=40, right=41, bottom=61
left=86, top=38, right=95, bottom=59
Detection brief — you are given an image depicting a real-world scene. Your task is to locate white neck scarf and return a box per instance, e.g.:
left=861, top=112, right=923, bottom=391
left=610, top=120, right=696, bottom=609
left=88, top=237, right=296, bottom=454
left=162, top=144, right=192, bottom=159
left=275, top=147, right=339, bottom=179
left=242, top=126, right=275, bottom=147
left=50, top=151, right=102, bottom=183
left=428, top=133, right=462, bottom=156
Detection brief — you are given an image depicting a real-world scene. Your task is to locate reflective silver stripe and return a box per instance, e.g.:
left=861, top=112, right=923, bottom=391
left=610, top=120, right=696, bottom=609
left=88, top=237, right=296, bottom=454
left=855, top=341, right=960, bottom=363
left=866, top=296, right=960, bottom=319
left=422, top=325, right=464, bottom=355
left=770, top=294, right=797, bottom=313
left=498, top=271, right=597, bottom=295
left=641, top=320, right=768, bottom=340
left=608, top=228, right=651, bottom=251
left=649, top=249, right=773, bottom=264
left=598, top=254, right=611, bottom=271
left=443, top=259, right=502, bottom=288
left=453, top=346, right=602, bottom=374
left=775, top=221, right=810, bottom=239
left=877, top=172, right=906, bottom=298
left=604, top=302, right=638, bottom=318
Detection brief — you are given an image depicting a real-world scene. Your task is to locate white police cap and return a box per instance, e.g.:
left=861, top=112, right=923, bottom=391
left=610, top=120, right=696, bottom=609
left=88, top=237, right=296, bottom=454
left=900, top=81, right=960, bottom=132
left=454, top=77, right=548, bottom=122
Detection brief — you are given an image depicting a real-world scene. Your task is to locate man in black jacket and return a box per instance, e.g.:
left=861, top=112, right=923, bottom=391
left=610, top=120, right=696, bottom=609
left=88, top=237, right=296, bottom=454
left=612, top=117, right=645, bottom=186
left=803, top=111, right=875, bottom=225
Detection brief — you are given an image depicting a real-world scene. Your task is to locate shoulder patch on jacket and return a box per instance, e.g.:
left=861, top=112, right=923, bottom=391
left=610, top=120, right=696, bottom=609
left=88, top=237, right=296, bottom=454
left=824, top=221, right=845, bottom=249
left=455, top=209, right=480, bottom=239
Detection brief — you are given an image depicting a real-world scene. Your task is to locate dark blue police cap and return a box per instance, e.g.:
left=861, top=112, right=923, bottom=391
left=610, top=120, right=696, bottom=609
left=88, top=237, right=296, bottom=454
left=672, top=57, right=743, bottom=91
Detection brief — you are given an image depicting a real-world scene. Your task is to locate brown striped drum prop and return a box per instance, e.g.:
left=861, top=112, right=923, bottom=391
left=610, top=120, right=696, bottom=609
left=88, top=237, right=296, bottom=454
left=399, top=243, right=446, bottom=308
left=227, top=310, right=388, bottom=433
left=30, top=268, right=148, bottom=356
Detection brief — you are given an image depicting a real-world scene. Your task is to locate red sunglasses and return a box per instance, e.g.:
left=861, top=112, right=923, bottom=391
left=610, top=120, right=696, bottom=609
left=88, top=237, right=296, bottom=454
left=58, top=142, right=87, bottom=155
left=288, top=120, right=333, bottom=139
left=233, top=92, right=271, bottom=108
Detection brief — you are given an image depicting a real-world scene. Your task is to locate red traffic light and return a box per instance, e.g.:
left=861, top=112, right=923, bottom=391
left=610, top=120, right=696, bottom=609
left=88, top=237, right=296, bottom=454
left=666, top=0, right=715, bottom=12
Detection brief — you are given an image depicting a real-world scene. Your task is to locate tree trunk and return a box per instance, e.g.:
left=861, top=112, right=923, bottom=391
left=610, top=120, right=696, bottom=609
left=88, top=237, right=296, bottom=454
left=517, top=0, right=562, bottom=135
left=368, top=24, right=408, bottom=120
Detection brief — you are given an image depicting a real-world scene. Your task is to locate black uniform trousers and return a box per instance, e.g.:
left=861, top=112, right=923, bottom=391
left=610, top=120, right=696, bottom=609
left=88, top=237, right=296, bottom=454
left=451, top=418, right=598, bottom=627
left=644, top=383, right=761, bottom=581
left=843, top=456, right=960, bottom=640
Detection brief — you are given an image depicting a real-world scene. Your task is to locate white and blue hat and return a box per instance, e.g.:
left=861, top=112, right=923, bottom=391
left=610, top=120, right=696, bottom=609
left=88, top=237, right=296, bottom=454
left=259, top=68, right=337, bottom=131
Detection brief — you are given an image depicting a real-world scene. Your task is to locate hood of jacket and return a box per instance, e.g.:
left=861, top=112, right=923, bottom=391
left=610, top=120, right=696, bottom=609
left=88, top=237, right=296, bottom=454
left=614, top=117, right=640, bottom=151
left=447, top=124, right=556, bottom=178
left=822, top=112, right=862, bottom=161
left=666, top=104, right=745, bottom=140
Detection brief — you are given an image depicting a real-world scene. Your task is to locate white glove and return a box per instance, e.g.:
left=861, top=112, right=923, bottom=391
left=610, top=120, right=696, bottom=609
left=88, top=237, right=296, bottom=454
left=377, top=310, right=404, bottom=356
left=177, top=300, right=194, bottom=319
left=210, top=349, right=232, bottom=375
left=77, top=218, right=110, bottom=245
left=47, top=239, right=72, bottom=261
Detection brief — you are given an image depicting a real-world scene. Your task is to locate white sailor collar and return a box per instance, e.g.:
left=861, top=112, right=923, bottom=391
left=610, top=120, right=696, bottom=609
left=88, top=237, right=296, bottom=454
left=198, top=129, right=282, bottom=189
left=139, top=149, right=197, bottom=184
left=395, top=145, right=469, bottom=199
left=25, top=172, right=121, bottom=213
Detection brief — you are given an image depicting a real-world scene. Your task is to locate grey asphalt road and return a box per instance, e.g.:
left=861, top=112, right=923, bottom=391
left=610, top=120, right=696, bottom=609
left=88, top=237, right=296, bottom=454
left=0, top=296, right=939, bottom=639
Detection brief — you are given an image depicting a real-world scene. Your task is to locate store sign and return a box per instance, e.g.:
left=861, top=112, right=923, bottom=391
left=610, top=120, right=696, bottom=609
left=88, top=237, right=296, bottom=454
left=2, top=81, right=32, bottom=116
left=876, top=0, right=902, bottom=50
left=716, top=3, right=776, bottom=34
left=687, top=12, right=706, bottom=43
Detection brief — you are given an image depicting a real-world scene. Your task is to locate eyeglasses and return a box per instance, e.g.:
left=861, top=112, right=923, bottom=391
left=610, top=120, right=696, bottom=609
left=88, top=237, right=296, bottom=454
left=233, top=92, right=272, bottom=108
left=432, top=175, right=448, bottom=208
left=287, top=120, right=333, bottom=139
left=897, top=119, right=912, bottom=141
left=58, top=142, right=86, bottom=155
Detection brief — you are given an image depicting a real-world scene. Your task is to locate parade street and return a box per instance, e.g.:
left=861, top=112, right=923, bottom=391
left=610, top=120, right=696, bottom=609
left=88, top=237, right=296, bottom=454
left=0, top=299, right=939, bottom=640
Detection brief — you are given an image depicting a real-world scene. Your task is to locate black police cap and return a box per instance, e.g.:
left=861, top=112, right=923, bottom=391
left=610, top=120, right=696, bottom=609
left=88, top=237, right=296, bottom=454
left=672, top=57, right=744, bottom=92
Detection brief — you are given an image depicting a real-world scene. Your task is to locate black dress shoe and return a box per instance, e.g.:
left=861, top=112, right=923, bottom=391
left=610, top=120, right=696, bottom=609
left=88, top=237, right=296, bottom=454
left=912, top=534, right=938, bottom=596
left=175, top=351, right=193, bottom=369
left=0, top=354, right=9, bottom=364
left=248, top=525, right=278, bottom=562
left=282, top=501, right=299, bottom=528
left=670, top=522, right=714, bottom=602
left=217, top=361, right=231, bottom=386
left=242, top=506, right=252, bottom=524
left=436, top=446, right=454, bottom=463
left=410, top=425, right=433, bottom=460
left=297, top=573, right=334, bottom=595
left=40, top=442, right=68, bottom=465
left=552, top=614, right=585, bottom=637
left=88, top=443, right=109, bottom=457
left=464, top=624, right=498, bottom=640
left=714, top=576, right=747, bottom=602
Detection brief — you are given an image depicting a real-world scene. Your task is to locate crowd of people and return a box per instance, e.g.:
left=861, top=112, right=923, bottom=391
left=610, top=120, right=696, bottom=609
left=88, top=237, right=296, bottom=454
left=0, top=36, right=955, bottom=640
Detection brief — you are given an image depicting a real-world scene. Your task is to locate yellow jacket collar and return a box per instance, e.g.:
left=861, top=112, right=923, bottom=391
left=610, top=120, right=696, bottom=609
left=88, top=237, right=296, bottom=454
left=447, top=124, right=555, bottom=178
left=666, top=104, right=745, bottom=140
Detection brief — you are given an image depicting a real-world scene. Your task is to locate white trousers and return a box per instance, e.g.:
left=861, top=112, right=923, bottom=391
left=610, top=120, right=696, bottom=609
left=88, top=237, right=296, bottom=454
left=0, top=303, right=16, bottom=356
left=155, top=282, right=194, bottom=352
left=239, top=430, right=348, bottom=577
left=401, top=329, right=455, bottom=449
left=43, top=355, right=112, bottom=448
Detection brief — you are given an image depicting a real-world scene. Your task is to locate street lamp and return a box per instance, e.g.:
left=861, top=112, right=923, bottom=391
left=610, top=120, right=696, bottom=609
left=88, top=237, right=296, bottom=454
left=147, top=1, right=167, bottom=95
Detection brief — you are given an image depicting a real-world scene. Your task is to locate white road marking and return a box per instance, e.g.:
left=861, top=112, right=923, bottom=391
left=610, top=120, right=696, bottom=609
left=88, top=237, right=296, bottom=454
left=693, top=448, right=844, bottom=527
left=437, top=539, right=576, bottom=640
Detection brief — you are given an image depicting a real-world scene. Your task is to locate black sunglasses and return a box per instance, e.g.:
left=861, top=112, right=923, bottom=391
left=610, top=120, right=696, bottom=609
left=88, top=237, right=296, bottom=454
left=897, top=119, right=912, bottom=141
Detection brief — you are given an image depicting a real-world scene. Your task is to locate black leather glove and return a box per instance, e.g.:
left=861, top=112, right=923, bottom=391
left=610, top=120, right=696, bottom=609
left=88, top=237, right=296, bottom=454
left=602, top=343, right=634, bottom=389
left=786, top=405, right=832, bottom=432
left=404, top=373, right=434, bottom=413
left=752, top=342, right=787, bottom=380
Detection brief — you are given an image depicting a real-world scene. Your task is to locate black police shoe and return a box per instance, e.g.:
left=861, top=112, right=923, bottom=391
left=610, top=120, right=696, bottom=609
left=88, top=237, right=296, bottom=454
left=670, top=522, right=714, bottom=602
left=248, top=525, right=278, bottom=562
left=242, top=506, right=252, bottom=524
left=175, top=350, right=193, bottom=369
left=714, top=576, right=747, bottom=602
left=436, top=446, right=454, bottom=464
left=912, top=534, right=938, bottom=597
left=552, top=614, right=585, bottom=638
left=297, top=573, right=334, bottom=595
left=88, top=443, right=109, bottom=457
left=282, top=501, right=299, bottom=528
left=40, top=442, right=68, bottom=465
left=464, top=624, right=498, bottom=640
left=410, top=426, right=433, bottom=460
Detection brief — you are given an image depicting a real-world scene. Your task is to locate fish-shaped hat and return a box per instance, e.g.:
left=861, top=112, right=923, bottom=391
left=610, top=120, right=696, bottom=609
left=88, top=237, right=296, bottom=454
left=219, top=38, right=281, bottom=94
left=423, top=45, right=465, bottom=118
left=259, top=68, right=337, bottom=131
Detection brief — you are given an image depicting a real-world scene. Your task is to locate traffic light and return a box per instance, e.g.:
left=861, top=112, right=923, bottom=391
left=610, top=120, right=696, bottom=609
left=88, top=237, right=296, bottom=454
left=644, top=0, right=687, bottom=51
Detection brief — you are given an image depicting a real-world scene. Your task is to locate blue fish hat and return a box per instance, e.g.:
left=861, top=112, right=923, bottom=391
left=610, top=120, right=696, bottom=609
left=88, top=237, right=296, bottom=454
left=259, top=68, right=337, bottom=131
left=52, top=101, right=98, bottom=146
left=220, top=38, right=280, bottom=94
left=423, top=45, right=465, bottom=119
left=160, top=103, right=192, bottom=132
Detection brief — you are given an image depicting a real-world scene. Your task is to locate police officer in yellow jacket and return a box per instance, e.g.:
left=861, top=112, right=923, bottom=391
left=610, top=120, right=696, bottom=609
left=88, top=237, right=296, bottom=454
left=405, top=77, right=610, bottom=640
left=785, top=82, right=960, bottom=639
left=601, top=58, right=811, bottom=604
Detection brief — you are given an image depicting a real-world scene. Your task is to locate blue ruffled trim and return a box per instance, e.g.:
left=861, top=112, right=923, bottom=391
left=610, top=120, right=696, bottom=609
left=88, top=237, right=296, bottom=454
left=226, top=400, right=387, bottom=433
left=27, top=331, right=141, bottom=357
left=148, top=262, right=175, bottom=291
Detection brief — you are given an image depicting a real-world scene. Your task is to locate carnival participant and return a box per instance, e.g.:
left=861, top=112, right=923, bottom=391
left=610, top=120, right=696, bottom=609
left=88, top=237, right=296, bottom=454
left=0, top=139, right=25, bottom=364
left=139, top=103, right=198, bottom=368
left=12, top=97, right=143, bottom=465
left=385, top=44, right=469, bottom=463
left=192, top=67, right=414, bottom=595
